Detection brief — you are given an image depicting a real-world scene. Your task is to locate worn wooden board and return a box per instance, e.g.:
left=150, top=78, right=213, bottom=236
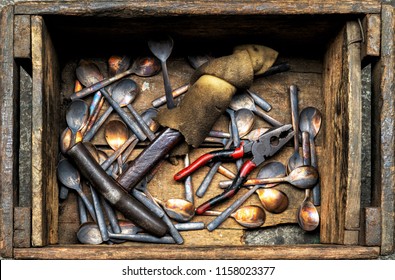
left=0, top=5, right=18, bottom=259
left=14, top=1, right=382, bottom=17
left=13, top=15, right=31, bottom=59
left=31, top=15, right=60, bottom=247
left=14, top=245, right=380, bottom=260
left=320, top=26, right=347, bottom=244
left=13, top=207, right=31, bottom=248
left=371, top=4, right=395, bottom=256
left=345, top=21, right=362, bottom=233
left=359, top=207, right=381, bottom=246
left=361, top=14, right=381, bottom=63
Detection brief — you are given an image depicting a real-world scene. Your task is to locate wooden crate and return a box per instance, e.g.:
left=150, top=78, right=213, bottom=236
left=1, top=1, right=394, bottom=259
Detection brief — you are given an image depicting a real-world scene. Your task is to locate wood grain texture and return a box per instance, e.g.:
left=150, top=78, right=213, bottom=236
left=360, top=207, right=381, bottom=246
left=31, top=15, right=60, bottom=247
left=13, top=15, right=31, bottom=59
left=13, top=1, right=381, bottom=16
left=0, top=5, right=17, bottom=258
left=320, top=25, right=347, bottom=244
left=14, top=245, right=380, bottom=260
left=378, top=5, right=395, bottom=255
left=13, top=207, right=31, bottom=248
left=345, top=21, right=362, bottom=231
left=361, top=14, right=381, bottom=63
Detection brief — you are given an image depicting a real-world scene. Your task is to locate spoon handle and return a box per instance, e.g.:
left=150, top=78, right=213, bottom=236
left=126, top=104, right=156, bottom=141
left=82, top=106, right=113, bottom=142
left=206, top=184, right=259, bottom=231
left=160, top=60, right=175, bottom=109
left=290, top=85, right=300, bottom=151
left=174, top=222, right=205, bottom=231
left=101, top=196, right=121, bottom=234
left=309, top=134, right=320, bottom=205
left=108, top=233, right=176, bottom=244
left=90, top=185, right=110, bottom=242
left=151, top=83, right=190, bottom=108
left=70, top=68, right=135, bottom=100
left=75, top=187, right=97, bottom=222
left=252, top=107, right=283, bottom=127
left=77, top=196, right=88, bottom=224
left=226, top=109, right=243, bottom=170
left=99, top=88, right=147, bottom=141
left=246, top=89, right=272, bottom=112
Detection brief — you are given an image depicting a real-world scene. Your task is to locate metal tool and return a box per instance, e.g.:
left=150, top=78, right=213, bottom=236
left=174, top=124, right=295, bottom=214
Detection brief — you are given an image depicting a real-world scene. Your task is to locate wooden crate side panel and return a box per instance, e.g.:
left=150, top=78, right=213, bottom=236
left=13, top=1, right=382, bottom=17
left=0, top=5, right=18, bottom=258
left=345, top=21, right=362, bottom=234
left=13, top=245, right=380, bottom=260
left=31, top=15, right=60, bottom=247
left=379, top=4, right=395, bottom=255
left=321, top=26, right=347, bottom=244
left=13, top=15, right=31, bottom=59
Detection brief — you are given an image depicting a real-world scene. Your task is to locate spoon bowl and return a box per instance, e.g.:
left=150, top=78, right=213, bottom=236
left=157, top=198, right=195, bottom=222
left=231, top=205, right=266, bottom=228
left=255, top=188, right=289, bottom=214
left=108, top=55, right=131, bottom=76
left=234, top=108, right=255, bottom=137
left=105, top=120, right=129, bottom=152
left=297, top=190, right=319, bottom=231
left=60, top=127, right=82, bottom=154
left=65, top=99, right=89, bottom=145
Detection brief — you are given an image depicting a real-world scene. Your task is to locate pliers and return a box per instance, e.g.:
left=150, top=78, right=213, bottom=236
left=174, top=124, right=295, bottom=214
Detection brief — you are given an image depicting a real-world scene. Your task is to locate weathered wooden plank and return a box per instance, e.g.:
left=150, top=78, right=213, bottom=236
left=361, top=14, right=381, bottom=63
left=0, top=5, right=18, bottom=259
left=378, top=4, right=395, bottom=255
left=14, top=245, right=380, bottom=260
left=31, top=15, right=60, bottom=247
left=18, top=66, right=33, bottom=208
left=345, top=21, right=362, bottom=231
left=320, top=26, right=347, bottom=244
left=359, top=207, right=381, bottom=246
left=13, top=15, right=31, bottom=59
left=14, top=1, right=382, bottom=17
left=13, top=207, right=31, bottom=248
left=343, top=230, right=359, bottom=245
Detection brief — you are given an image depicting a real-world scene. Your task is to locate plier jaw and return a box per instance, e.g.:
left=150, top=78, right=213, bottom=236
left=250, top=124, right=295, bottom=166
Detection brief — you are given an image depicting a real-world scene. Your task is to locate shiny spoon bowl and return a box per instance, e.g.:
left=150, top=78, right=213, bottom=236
left=204, top=205, right=266, bottom=228
left=155, top=198, right=195, bottom=222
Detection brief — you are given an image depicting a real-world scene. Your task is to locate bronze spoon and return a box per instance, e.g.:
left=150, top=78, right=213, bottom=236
left=104, top=120, right=129, bottom=175
left=287, top=85, right=303, bottom=173
left=76, top=61, right=147, bottom=141
left=60, top=127, right=83, bottom=154
left=108, top=55, right=131, bottom=76
left=297, top=131, right=320, bottom=231
left=299, top=106, right=322, bottom=205
left=203, top=205, right=265, bottom=229
left=154, top=198, right=195, bottom=222
left=219, top=165, right=319, bottom=190
left=71, top=56, right=161, bottom=100
left=206, top=161, right=285, bottom=231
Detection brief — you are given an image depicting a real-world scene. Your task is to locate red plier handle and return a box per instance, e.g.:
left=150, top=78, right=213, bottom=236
left=195, top=159, right=257, bottom=214
left=174, top=146, right=245, bottom=181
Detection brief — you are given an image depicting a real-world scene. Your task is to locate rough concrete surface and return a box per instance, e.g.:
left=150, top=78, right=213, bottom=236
left=1, top=0, right=393, bottom=260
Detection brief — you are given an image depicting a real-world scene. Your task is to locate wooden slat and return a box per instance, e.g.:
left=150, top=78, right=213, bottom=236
left=343, top=230, right=359, bottom=245
left=13, top=15, right=31, bottom=59
left=13, top=207, right=31, bottom=248
left=14, top=245, right=380, bottom=260
left=360, top=207, right=381, bottom=246
left=345, top=21, right=362, bottom=231
left=320, top=25, right=347, bottom=244
left=14, top=1, right=382, bottom=16
left=361, top=14, right=381, bottom=63
left=375, top=4, right=395, bottom=256
left=31, top=15, right=60, bottom=247
left=0, top=5, right=17, bottom=259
